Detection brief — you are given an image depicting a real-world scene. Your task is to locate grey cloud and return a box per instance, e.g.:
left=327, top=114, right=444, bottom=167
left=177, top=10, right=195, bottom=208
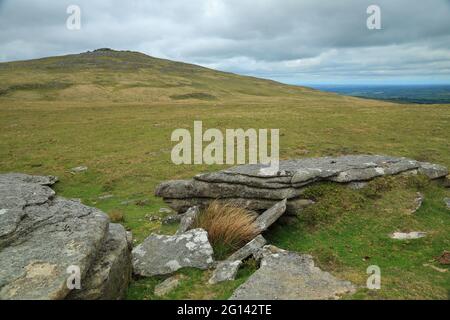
left=0, top=0, right=449, bottom=84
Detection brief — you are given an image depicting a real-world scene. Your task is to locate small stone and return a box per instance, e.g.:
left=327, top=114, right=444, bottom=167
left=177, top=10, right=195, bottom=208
left=208, top=260, right=242, bottom=284
left=159, top=208, right=173, bottom=214
left=409, top=192, right=424, bottom=214
left=390, top=231, right=427, bottom=240
left=444, top=198, right=450, bottom=210
left=347, top=182, right=368, bottom=190
left=154, top=275, right=185, bottom=297
left=70, top=166, right=88, bottom=173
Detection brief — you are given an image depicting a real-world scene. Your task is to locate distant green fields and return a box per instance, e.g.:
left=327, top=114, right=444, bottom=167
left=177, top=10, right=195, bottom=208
left=0, top=50, right=449, bottom=299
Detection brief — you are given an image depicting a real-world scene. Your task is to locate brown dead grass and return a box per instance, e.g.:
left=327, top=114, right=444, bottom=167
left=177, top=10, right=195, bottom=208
left=192, top=201, right=260, bottom=259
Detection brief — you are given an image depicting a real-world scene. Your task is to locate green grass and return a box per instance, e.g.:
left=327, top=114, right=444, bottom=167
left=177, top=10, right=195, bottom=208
left=0, top=49, right=449, bottom=300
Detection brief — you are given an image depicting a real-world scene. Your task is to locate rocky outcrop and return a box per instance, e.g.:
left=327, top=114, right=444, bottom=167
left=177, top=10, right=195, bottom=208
left=230, top=245, right=356, bottom=300
left=67, top=223, right=131, bottom=300
left=254, top=200, right=287, bottom=232
left=0, top=173, right=131, bottom=300
left=155, top=155, right=448, bottom=214
left=132, top=229, right=214, bottom=277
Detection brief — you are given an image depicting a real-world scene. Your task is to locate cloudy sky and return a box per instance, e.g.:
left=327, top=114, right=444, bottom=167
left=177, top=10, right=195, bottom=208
left=1, top=0, right=450, bottom=85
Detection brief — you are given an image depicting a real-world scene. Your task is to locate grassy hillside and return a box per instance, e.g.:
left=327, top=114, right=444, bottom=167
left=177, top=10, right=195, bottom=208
left=0, top=49, right=449, bottom=299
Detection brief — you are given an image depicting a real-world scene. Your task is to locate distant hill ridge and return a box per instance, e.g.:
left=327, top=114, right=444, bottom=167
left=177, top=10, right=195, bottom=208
left=0, top=48, right=337, bottom=103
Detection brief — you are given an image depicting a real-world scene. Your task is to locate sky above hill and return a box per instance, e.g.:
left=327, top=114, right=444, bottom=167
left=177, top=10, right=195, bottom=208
left=1, top=0, right=450, bottom=85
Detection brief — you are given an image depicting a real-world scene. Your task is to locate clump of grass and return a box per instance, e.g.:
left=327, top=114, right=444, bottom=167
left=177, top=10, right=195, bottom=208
left=109, top=209, right=124, bottom=222
left=192, top=201, right=259, bottom=259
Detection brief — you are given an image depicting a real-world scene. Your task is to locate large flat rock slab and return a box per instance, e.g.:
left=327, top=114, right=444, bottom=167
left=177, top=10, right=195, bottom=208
left=230, top=246, right=356, bottom=300
left=155, top=155, right=448, bottom=213
left=132, top=229, right=214, bottom=277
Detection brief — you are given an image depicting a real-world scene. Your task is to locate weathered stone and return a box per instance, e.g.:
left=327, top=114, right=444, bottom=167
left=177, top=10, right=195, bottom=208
left=67, top=223, right=132, bottom=300
left=444, top=198, right=450, bottom=210
left=176, top=206, right=200, bottom=235
left=347, top=181, right=368, bottom=190
left=0, top=173, right=132, bottom=300
left=227, top=235, right=267, bottom=262
left=410, top=192, right=424, bottom=214
left=0, top=173, right=58, bottom=186
left=254, top=199, right=287, bottom=232
left=154, top=275, right=185, bottom=297
left=132, top=229, right=214, bottom=277
left=0, top=174, right=108, bottom=300
left=208, top=260, right=242, bottom=284
left=418, top=162, right=448, bottom=180
left=390, top=231, right=427, bottom=240
left=70, top=166, right=88, bottom=173
left=230, top=246, right=355, bottom=300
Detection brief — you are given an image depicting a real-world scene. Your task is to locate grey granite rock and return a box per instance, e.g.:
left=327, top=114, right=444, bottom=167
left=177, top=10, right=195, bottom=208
left=132, top=229, right=214, bottom=277
left=67, top=223, right=132, bottom=300
left=230, top=246, right=355, bottom=300
left=208, top=260, right=242, bottom=284
left=176, top=206, right=200, bottom=235
left=227, top=235, right=267, bottom=262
